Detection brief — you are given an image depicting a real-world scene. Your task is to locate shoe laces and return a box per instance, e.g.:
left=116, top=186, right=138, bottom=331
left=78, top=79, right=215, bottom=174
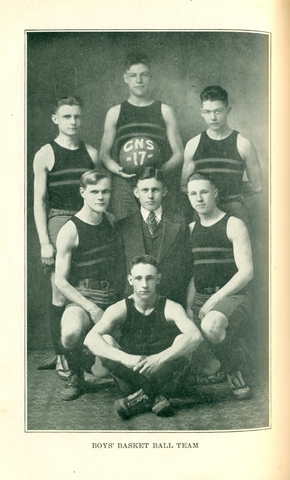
left=67, top=373, right=80, bottom=386
left=126, top=391, right=150, bottom=408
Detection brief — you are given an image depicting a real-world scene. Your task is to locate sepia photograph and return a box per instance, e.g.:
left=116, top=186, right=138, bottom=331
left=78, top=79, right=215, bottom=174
left=26, top=30, right=269, bottom=432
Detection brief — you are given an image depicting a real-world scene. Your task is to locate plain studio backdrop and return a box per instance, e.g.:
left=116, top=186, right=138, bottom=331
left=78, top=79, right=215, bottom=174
left=26, top=31, right=269, bottom=350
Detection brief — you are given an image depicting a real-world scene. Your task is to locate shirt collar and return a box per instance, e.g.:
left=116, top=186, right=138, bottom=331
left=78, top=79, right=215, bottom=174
left=141, top=206, right=162, bottom=223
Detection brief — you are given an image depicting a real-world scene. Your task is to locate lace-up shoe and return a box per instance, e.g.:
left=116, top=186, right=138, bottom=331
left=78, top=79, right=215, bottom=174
left=227, top=371, right=252, bottom=400
left=60, top=372, right=85, bottom=401
left=152, top=395, right=174, bottom=417
left=114, top=389, right=153, bottom=419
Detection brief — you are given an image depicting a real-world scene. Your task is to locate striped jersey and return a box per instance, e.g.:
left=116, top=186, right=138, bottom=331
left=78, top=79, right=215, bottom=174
left=69, top=214, right=120, bottom=285
left=193, top=130, right=245, bottom=200
left=191, top=214, right=237, bottom=293
left=116, top=100, right=171, bottom=164
left=47, top=140, right=94, bottom=210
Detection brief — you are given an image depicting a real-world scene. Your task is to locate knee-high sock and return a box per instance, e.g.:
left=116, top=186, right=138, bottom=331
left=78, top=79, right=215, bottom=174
left=63, top=345, right=83, bottom=375
left=211, top=335, right=240, bottom=374
left=82, top=346, right=96, bottom=373
left=49, top=305, right=65, bottom=355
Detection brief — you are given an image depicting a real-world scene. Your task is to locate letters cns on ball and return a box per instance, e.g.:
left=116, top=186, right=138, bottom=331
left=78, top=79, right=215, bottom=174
left=119, top=137, right=162, bottom=174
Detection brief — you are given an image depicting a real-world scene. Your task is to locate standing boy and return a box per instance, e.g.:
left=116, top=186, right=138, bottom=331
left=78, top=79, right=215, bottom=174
left=55, top=170, right=124, bottom=400
left=186, top=172, right=253, bottom=399
left=181, top=85, right=262, bottom=227
left=33, top=96, right=99, bottom=377
left=84, top=255, right=202, bottom=419
left=118, top=167, right=192, bottom=307
left=100, top=52, right=184, bottom=220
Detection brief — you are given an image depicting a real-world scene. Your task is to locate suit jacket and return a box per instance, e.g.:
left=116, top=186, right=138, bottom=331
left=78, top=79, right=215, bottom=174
left=117, top=211, right=192, bottom=307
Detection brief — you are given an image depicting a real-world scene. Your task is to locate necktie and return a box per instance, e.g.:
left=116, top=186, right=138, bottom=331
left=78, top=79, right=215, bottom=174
left=146, top=211, right=158, bottom=236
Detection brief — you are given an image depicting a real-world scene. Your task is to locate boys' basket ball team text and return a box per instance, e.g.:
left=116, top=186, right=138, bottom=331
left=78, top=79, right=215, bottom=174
left=33, top=52, right=263, bottom=419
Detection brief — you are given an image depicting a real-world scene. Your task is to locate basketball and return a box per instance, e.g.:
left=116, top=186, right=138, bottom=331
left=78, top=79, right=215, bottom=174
left=119, top=137, right=162, bottom=174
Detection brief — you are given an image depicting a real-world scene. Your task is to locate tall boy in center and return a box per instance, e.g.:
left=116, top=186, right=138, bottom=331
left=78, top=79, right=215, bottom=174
left=100, top=52, right=184, bottom=220
left=117, top=167, right=192, bottom=307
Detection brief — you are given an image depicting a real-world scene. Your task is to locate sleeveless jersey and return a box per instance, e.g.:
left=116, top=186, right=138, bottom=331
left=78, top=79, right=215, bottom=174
left=118, top=296, right=180, bottom=356
left=193, top=130, right=245, bottom=199
left=47, top=140, right=94, bottom=210
left=69, top=215, right=119, bottom=285
left=191, top=214, right=237, bottom=292
left=116, top=100, right=171, bottom=164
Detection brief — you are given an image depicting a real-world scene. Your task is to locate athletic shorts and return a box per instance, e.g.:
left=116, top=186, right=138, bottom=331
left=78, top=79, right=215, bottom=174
left=65, top=284, right=121, bottom=319
left=48, top=208, right=76, bottom=250
left=192, top=291, right=252, bottom=337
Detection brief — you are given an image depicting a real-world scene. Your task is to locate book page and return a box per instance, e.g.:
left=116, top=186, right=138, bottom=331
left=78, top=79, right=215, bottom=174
left=1, top=1, right=289, bottom=479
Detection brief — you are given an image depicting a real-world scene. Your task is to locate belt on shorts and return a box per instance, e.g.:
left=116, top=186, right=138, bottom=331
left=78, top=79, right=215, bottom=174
left=219, top=195, right=243, bottom=204
left=77, top=278, right=116, bottom=291
left=196, top=286, right=221, bottom=295
left=49, top=208, right=77, bottom=217
left=196, top=285, right=250, bottom=296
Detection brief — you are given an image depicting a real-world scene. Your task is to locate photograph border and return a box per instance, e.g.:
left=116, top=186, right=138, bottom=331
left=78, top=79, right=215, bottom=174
left=25, top=28, right=271, bottom=434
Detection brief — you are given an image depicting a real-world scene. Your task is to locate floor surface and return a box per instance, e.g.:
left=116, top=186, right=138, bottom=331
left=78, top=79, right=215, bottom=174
left=27, top=349, right=269, bottom=432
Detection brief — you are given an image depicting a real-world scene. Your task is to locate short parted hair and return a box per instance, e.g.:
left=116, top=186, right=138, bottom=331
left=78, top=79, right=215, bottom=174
left=200, top=86, right=229, bottom=106
left=124, top=52, right=151, bottom=71
left=135, top=166, right=165, bottom=187
left=53, top=95, right=83, bottom=113
left=187, top=172, right=216, bottom=188
left=129, top=254, right=158, bottom=273
left=80, top=169, right=112, bottom=190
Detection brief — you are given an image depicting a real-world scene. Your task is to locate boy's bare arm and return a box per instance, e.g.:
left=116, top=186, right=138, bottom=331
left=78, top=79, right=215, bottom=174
left=100, top=105, right=135, bottom=178
left=84, top=302, right=144, bottom=368
left=238, top=134, right=263, bottom=194
left=160, top=104, right=184, bottom=173
left=181, top=135, right=200, bottom=193
left=33, top=145, right=55, bottom=265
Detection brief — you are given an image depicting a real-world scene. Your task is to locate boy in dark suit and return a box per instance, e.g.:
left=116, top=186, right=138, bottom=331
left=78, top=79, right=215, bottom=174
left=117, top=167, right=192, bottom=307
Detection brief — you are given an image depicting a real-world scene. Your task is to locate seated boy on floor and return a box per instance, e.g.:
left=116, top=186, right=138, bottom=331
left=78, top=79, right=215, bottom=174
left=84, top=255, right=202, bottom=419
left=186, top=172, right=253, bottom=400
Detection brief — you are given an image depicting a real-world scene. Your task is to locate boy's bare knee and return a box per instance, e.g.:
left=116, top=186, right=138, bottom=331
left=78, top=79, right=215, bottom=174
left=61, top=320, right=83, bottom=349
left=62, top=331, right=80, bottom=349
left=201, top=313, right=227, bottom=344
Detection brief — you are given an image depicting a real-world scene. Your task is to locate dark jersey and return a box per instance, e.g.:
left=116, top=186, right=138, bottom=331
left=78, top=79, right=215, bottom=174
left=69, top=215, right=120, bottom=286
left=116, top=100, right=171, bottom=164
left=191, top=214, right=237, bottom=293
left=193, top=130, right=245, bottom=200
left=47, top=140, right=94, bottom=210
left=118, top=296, right=180, bottom=356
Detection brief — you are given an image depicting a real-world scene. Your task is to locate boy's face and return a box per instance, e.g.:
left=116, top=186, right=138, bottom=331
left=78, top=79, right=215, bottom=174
left=128, top=262, right=161, bottom=300
left=200, top=100, right=231, bottom=132
left=52, top=105, right=82, bottom=136
left=124, top=63, right=152, bottom=97
left=134, top=177, right=167, bottom=211
left=187, top=179, right=218, bottom=215
left=80, top=178, right=111, bottom=213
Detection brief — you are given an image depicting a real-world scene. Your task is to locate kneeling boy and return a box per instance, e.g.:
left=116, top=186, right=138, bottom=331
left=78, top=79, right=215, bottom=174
left=55, top=169, right=124, bottom=400
left=186, top=172, right=253, bottom=399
